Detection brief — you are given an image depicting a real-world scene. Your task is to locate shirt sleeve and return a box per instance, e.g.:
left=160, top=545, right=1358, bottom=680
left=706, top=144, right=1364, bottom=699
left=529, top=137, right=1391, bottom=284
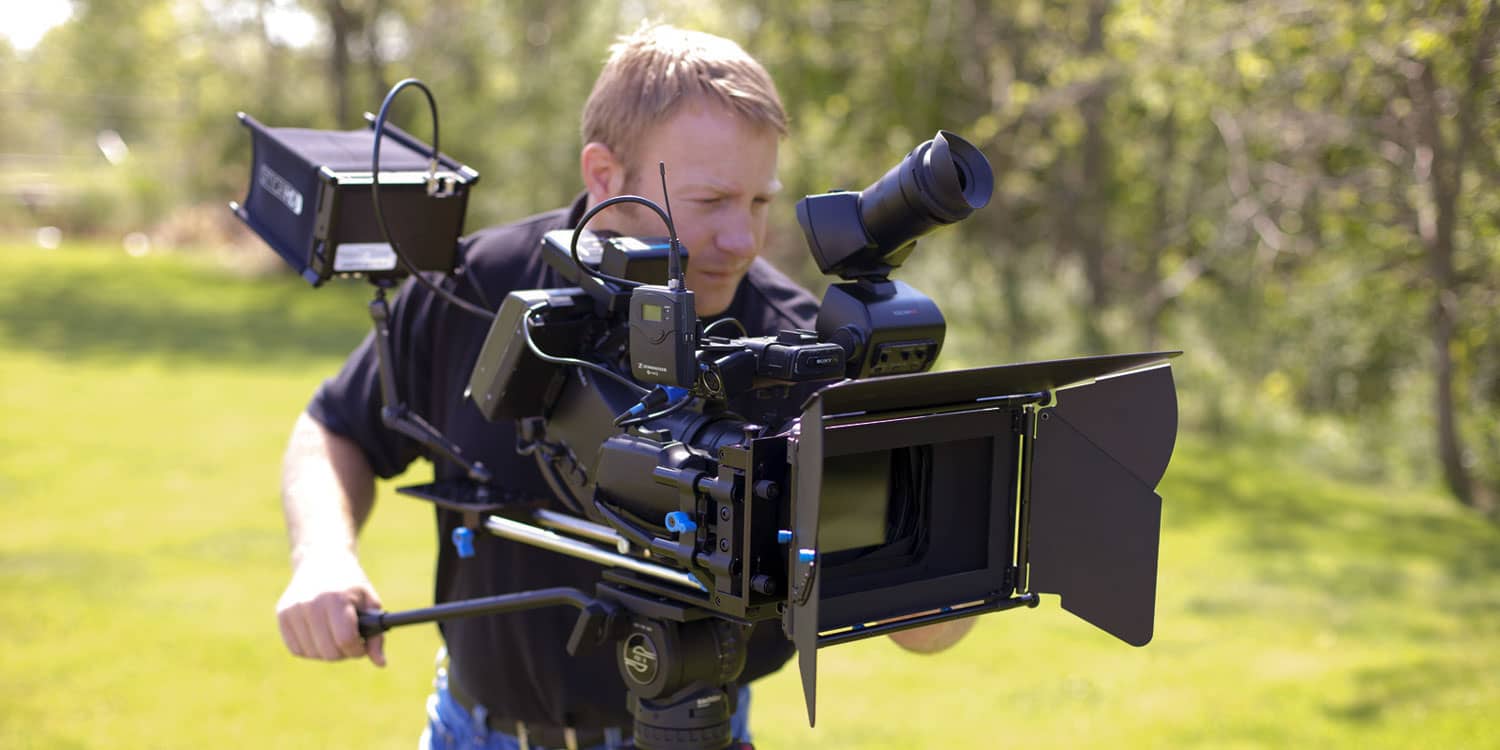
left=305, top=276, right=440, bottom=479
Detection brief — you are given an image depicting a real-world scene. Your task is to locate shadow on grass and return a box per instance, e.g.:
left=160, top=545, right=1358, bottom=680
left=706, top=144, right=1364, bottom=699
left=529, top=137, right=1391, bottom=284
left=1164, top=430, right=1500, bottom=606
left=0, top=257, right=373, bottom=369
left=1323, top=656, right=1493, bottom=725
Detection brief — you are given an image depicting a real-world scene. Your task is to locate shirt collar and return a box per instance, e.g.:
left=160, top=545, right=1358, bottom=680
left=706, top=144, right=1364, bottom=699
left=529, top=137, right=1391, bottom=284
left=565, top=192, right=589, bottom=228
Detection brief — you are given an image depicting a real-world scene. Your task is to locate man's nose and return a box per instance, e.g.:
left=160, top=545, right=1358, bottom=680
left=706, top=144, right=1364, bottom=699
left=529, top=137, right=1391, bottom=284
left=715, top=210, right=757, bottom=259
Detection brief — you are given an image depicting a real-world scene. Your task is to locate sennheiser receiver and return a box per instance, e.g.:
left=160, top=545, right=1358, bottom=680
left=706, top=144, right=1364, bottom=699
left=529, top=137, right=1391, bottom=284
left=629, top=285, right=697, bottom=387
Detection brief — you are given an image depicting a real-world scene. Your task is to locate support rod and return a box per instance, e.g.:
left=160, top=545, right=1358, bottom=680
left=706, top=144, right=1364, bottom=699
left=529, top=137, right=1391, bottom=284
left=816, top=593, right=1039, bottom=648
left=484, top=515, right=706, bottom=591
left=532, top=508, right=626, bottom=548
left=357, top=586, right=592, bottom=637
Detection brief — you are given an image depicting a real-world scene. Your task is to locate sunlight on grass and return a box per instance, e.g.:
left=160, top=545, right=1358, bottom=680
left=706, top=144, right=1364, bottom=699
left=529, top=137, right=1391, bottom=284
left=2, top=243, right=1497, bottom=748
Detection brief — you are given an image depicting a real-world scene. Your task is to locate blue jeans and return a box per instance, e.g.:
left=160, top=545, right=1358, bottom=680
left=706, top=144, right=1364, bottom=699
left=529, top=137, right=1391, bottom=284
left=420, top=654, right=753, bottom=750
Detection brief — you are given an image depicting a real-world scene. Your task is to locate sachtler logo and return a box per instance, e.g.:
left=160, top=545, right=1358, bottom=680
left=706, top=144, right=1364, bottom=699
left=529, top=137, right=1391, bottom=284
left=622, top=633, right=659, bottom=685
left=257, top=164, right=303, bottom=216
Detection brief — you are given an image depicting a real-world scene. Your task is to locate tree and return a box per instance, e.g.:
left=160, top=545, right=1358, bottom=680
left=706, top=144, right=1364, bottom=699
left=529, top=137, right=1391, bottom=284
left=1398, top=0, right=1499, bottom=509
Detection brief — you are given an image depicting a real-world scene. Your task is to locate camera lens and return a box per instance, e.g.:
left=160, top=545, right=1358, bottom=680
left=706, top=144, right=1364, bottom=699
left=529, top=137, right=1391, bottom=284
left=857, top=131, right=994, bottom=256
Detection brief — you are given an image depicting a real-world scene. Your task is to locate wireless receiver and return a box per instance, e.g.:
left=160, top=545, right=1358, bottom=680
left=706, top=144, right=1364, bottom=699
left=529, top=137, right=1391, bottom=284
left=628, top=164, right=698, bottom=388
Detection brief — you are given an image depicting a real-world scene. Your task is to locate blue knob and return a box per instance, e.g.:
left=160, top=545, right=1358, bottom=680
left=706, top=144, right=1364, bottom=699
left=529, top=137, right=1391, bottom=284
left=665, top=512, right=698, bottom=534
left=777, top=530, right=792, bottom=544
left=451, top=527, right=476, bottom=559
left=798, top=548, right=816, bottom=564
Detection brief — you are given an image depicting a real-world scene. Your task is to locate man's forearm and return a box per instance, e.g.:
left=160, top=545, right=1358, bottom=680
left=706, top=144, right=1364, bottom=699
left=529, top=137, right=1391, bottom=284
left=281, top=411, right=377, bottom=564
left=276, top=411, right=387, bottom=666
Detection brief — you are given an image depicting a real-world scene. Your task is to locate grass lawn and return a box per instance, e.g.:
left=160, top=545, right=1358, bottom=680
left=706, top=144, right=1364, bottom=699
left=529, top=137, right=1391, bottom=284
left=2, top=241, right=1497, bottom=748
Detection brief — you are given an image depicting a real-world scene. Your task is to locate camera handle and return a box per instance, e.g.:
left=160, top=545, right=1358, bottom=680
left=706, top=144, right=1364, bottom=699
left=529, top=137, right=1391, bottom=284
left=368, top=281, right=493, bottom=486
left=357, top=583, right=752, bottom=750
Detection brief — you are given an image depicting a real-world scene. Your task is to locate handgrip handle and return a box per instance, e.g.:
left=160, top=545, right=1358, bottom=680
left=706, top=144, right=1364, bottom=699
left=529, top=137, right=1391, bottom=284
left=357, top=610, right=388, bottom=639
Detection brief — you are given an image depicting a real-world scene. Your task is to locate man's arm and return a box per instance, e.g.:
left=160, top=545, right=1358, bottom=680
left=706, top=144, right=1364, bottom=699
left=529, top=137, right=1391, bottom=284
left=275, top=410, right=387, bottom=666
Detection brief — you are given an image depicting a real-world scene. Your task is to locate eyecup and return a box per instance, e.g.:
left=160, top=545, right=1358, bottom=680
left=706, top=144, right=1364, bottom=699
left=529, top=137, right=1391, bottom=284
left=928, top=130, right=993, bottom=215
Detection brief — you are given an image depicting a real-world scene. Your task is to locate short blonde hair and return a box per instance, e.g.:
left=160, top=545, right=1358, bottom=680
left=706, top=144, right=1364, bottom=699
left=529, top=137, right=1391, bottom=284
left=581, top=24, right=788, bottom=169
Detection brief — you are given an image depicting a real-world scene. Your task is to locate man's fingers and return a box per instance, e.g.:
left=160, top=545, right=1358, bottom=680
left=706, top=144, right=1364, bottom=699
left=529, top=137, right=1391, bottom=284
left=326, top=596, right=369, bottom=660
left=277, top=607, right=311, bottom=659
left=365, top=633, right=387, bottom=668
left=280, top=601, right=324, bottom=660
left=353, top=588, right=386, bottom=667
left=305, top=600, right=347, bottom=660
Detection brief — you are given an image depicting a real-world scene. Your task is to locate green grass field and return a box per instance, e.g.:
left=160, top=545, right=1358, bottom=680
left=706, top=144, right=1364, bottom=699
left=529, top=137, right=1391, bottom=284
left=2, top=242, right=1497, bottom=749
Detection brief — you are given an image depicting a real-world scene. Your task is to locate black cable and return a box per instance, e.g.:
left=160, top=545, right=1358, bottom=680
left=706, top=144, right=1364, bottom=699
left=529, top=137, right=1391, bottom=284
left=616, top=392, right=694, bottom=428
left=702, top=318, right=748, bottom=338
left=523, top=309, right=649, bottom=396
left=569, top=194, right=677, bottom=288
left=370, top=78, right=495, bottom=322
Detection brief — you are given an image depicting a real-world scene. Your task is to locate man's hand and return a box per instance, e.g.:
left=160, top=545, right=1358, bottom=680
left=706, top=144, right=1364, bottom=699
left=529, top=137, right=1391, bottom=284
left=887, top=617, right=977, bottom=654
left=275, top=550, right=386, bottom=667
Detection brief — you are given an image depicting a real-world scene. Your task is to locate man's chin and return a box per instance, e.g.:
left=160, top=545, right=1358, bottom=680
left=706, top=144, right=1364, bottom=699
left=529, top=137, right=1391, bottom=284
left=691, top=287, right=733, bottom=316
left=688, top=273, right=741, bottom=316
left=696, top=297, right=732, bottom=317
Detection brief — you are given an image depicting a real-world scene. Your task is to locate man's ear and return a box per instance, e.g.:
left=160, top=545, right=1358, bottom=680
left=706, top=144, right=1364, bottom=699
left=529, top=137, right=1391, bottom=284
left=580, top=142, right=627, bottom=204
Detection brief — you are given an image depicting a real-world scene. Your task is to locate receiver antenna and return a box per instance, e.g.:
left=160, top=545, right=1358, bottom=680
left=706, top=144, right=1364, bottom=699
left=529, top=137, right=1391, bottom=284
left=659, top=162, right=685, bottom=289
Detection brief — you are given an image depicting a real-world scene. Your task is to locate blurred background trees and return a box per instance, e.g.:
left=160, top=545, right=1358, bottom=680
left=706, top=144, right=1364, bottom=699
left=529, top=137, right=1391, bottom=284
left=3, top=0, right=1495, bottom=510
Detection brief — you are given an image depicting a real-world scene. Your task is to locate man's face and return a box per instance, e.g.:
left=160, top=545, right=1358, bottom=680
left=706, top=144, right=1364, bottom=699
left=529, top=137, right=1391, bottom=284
left=603, top=103, right=781, bottom=316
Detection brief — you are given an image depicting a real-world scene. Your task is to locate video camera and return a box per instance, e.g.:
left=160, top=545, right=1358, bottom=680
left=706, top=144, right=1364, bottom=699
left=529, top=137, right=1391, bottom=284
left=232, top=79, right=1179, bottom=748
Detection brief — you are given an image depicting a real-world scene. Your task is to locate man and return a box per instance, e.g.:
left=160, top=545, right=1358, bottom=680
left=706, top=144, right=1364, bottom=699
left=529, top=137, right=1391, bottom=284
left=275, top=24, right=972, bottom=750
